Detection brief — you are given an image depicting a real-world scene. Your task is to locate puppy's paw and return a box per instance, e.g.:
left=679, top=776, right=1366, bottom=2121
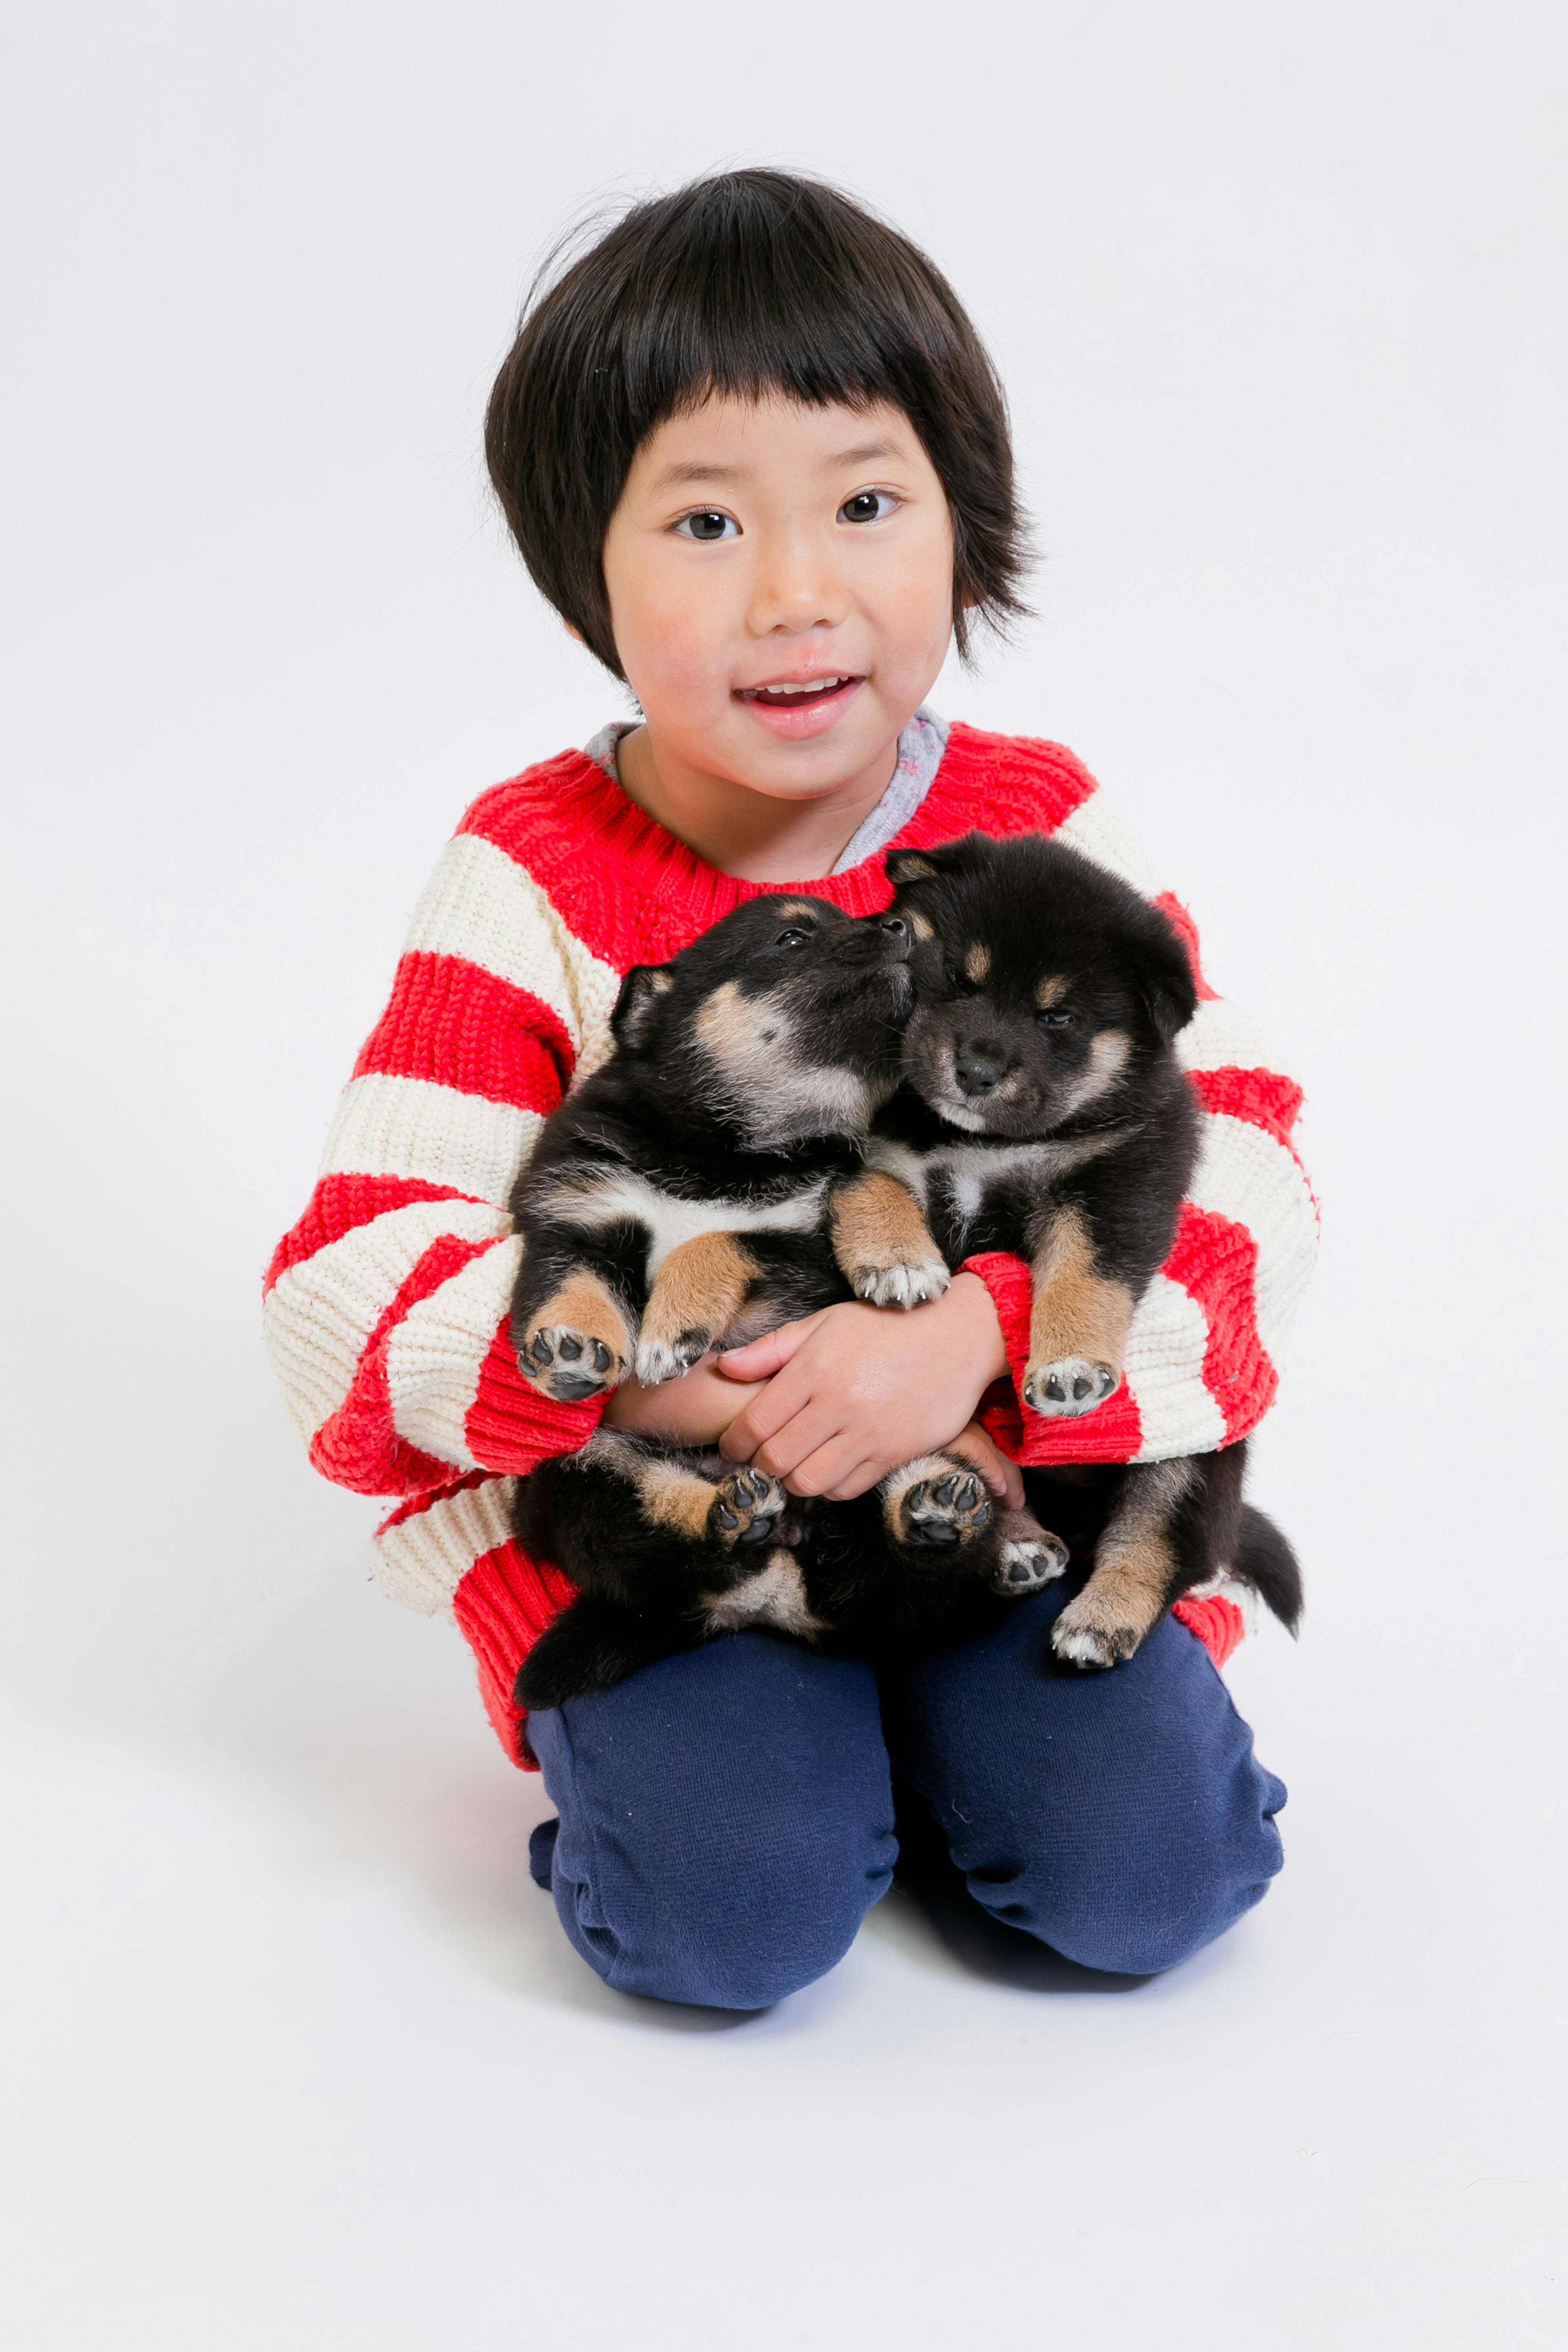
left=991, top=1532, right=1070, bottom=1595
left=1049, top=1588, right=1146, bottom=1670
left=1023, top=1356, right=1119, bottom=1417
left=634, top=1331, right=711, bottom=1387
left=848, top=1254, right=951, bottom=1311
left=520, top=1325, right=621, bottom=1402
left=892, top=1464, right=992, bottom=1550
left=708, top=1468, right=788, bottom=1549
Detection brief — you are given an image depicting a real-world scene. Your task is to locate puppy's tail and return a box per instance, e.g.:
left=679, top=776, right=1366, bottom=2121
left=1232, top=1504, right=1303, bottom=1636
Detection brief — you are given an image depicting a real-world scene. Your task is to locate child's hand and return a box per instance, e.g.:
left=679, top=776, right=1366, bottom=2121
left=601, top=1356, right=767, bottom=1444
left=717, top=1272, right=1019, bottom=1505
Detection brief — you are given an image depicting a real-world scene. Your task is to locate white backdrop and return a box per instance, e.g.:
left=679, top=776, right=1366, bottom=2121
left=3, top=5, right=1565, bottom=2345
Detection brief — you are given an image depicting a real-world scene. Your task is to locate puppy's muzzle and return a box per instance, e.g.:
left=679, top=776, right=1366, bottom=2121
left=840, top=914, right=911, bottom=969
left=953, top=1036, right=1009, bottom=1098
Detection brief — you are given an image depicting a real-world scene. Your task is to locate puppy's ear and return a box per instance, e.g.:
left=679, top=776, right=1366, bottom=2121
left=612, top=964, right=676, bottom=1054
left=884, top=849, right=944, bottom=886
left=1135, top=920, right=1199, bottom=1045
left=886, top=831, right=1001, bottom=892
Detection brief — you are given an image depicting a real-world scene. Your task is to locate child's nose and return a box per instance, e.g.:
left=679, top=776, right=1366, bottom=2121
left=747, top=526, right=851, bottom=636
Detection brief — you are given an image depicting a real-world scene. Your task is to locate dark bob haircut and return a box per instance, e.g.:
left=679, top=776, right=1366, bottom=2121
left=485, top=170, right=1029, bottom=679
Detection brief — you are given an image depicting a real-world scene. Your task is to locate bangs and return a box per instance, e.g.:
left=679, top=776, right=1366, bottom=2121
left=591, top=180, right=964, bottom=439
left=486, top=171, right=1029, bottom=678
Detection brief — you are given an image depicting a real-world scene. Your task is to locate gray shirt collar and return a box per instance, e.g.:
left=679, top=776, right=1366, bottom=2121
left=581, top=707, right=950, bottom=877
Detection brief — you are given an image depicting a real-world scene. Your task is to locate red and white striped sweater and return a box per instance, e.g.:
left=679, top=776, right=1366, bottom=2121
left=265, top=724, right=1317, bottom=1764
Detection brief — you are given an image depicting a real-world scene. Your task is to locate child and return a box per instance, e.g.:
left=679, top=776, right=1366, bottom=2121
left=265, top=171, right=1316, bottom=2008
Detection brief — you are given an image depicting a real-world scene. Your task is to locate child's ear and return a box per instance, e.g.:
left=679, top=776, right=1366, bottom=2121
left=612, top=964, right=675, bottom=1053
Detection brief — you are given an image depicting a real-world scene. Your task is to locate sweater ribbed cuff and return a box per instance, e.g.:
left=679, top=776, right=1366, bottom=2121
left=465, top=1314, right=606, bottom=1475
left=960, top=1251, right=1144, bottom=1467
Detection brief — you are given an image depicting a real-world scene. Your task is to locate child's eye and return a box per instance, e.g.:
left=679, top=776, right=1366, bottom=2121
left=839, top=489, right=899, bottom=525
left=674, top=509, right=739, bottom=542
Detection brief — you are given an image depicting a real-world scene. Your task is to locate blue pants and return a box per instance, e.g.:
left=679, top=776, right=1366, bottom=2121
left=526, top=1575, right=1286, bottom=2009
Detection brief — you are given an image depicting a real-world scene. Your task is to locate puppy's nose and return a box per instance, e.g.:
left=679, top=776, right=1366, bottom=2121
left=954, top=1042, right=1006, bottom=1097
left=878, top=916, right=907, bottom=938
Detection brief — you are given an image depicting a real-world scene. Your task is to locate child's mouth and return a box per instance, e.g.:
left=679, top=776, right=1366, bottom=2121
left=736, top=673, right=864, bottom=734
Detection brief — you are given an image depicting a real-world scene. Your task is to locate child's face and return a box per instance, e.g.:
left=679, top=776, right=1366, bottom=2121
left=601, top=395, right=956, bottom=800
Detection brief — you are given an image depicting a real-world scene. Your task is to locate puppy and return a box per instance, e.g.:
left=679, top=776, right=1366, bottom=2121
left=508, top=892, right=1066, bottom=1709
left=513, top=1434, right=1054, bottom=1709
left=876, top=832, right=1303, bottom=1666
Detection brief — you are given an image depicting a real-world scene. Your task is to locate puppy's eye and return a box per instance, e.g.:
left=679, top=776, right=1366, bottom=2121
left=1038, top=1009, right=1076, bottom=1031
left=774, top=928, right=810, bottom=951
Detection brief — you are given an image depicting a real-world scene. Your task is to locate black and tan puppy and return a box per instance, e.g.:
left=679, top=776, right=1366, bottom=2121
left=876, top=831, right=1302, bottom=1667
left=509, top=893, right=949, bottom=1401
left=514, top=1433, right=1054, bottom=1709
left=508, top=893, right=1065, bottom=1708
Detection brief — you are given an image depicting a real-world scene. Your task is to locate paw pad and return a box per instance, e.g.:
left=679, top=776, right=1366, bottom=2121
left=1023, top=1357, right=1118, bottom=1418
left=898, top=1468, right=991, bottom=1548
left=711, top=1468, right=787, bottom=1548
left=991, top=1534, right=1070, bottom=1595
left=521, top=1325, right=618, bottom=1402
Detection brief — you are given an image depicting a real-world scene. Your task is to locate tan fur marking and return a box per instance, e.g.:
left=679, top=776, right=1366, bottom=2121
left=1027, top=1205, right=1135, bottom=1378
left=831, top=1170, right=941, bottom=1274
left=702, top=1551, right=826, bottom=1639
left=1057, top=1028, right=1131, bottom=1116
left=693, top=978, right=787, bottom=1073
left=830, top=1170, right=949, bottom=1305
left=907, top=909, right=935, bottom=942
left=964, top=942, right=991, bottom=983
left=690, top=979, right=873, bottom=1147
left=888, top=853, right=938, bottom=882
left=639, top=1230, right=760, bottom=1357
left=772, top=900, right=819, bottom=921
left=637, top=1460, right=727, bottom=1544
left=1035, top=973, right=1069, bottom=1009
left=1052, top=1460, right=1194, bottom=1662
left=527, top=1270, right=632, bottom=1370
left=1053, top=1551, right=1171, bottom=1655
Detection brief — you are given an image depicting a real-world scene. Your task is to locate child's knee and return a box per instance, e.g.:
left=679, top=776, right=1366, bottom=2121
left=526, top=1633, right=895, bottom=2008
left=549, top=1797, right=890, bottom=2009
left=974, top=1758, right=1287, bottom=1976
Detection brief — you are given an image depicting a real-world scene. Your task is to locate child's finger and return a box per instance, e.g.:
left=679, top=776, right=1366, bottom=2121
left=717, top=1364, right=827, bottom=1464
left=782, top=1439, right=885, bottom=1502
left=716, top=1313, right=823, bottom=1383
left=742, top=1397, right=846, bottom=1482
left=946, top=1422, right=1025, bottom=1510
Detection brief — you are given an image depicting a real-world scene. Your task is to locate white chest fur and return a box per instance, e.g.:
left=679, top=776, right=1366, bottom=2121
left=544, top=1169, right=831, bottom=1277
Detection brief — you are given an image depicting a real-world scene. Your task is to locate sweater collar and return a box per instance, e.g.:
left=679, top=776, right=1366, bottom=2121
left=575, top=708, right=951, bottom=890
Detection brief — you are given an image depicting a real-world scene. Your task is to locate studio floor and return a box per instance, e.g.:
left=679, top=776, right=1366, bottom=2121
left=2, top=1301, right=1561, bottom=2347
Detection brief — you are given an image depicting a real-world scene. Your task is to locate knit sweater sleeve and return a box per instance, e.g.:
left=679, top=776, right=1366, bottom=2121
left=960, top=785, right=1319, bottom=1468
left=263, top=808, right=622, bottom=1506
